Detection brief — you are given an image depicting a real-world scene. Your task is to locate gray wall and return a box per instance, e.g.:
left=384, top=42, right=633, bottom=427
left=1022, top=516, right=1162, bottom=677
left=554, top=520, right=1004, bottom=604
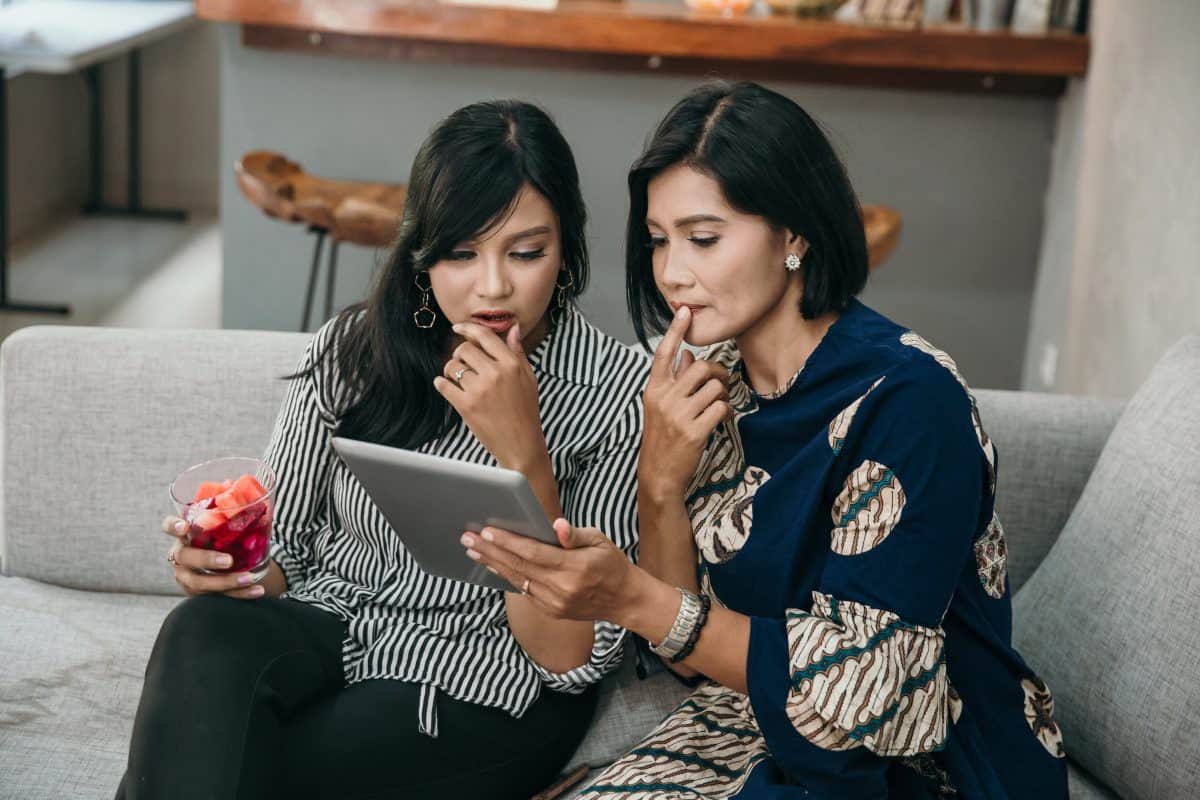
left=218, top=24, right=1056, bottom=389
left=1023, top=0, right=1200, bottom=398
left=6, top=23, right=218, bottom=243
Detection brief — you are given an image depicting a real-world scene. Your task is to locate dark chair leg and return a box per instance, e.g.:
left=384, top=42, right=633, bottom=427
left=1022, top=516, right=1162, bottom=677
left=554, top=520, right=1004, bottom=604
left=302, top=227, right=326, bottom=332
left=324, top=239, right=340, bottom=323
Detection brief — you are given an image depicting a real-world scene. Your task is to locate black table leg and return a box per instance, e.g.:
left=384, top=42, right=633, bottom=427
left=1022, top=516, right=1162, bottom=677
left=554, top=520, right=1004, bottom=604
left=82, top=49, right=187, bottom=221
left=0, top=66, right=70, bottom=315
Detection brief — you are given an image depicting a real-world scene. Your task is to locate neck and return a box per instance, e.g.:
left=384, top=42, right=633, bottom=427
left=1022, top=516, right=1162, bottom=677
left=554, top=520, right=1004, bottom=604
left=736, top=282, right=841, bottom=396
left=523, top=312, right=553, bottom=354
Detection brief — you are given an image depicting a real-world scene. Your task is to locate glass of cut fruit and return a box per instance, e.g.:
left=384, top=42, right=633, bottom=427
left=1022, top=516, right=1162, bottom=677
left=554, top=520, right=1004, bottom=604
left=169, top=457, right=277, bottom=583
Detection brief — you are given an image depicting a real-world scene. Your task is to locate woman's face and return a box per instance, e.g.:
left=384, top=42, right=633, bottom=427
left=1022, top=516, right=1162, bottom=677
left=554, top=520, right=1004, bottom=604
left=428, top=184, right=562, bottom=346
left=646, top=164, right=807, bottom=348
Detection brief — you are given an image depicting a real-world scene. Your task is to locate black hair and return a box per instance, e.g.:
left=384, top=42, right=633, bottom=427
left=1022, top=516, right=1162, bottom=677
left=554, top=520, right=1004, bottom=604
left=626, top=80, right=868, bottom=347
left=294, top=99, right=588, bottom=449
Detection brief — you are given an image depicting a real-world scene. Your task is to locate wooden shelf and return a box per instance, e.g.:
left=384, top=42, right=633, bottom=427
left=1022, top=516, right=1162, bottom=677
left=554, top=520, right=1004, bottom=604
left=196, top=0, right=1089, bottom=95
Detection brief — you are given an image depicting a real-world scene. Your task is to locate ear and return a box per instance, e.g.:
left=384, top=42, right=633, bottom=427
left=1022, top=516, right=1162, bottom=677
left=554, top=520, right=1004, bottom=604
left=788, top=232, right=810, bottom=259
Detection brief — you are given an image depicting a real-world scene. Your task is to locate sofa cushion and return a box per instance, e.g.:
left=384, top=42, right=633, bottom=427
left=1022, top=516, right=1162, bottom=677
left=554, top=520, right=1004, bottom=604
left=0, top=577, right=180, bottom=799
left=0, top=326, right=309, bottom=594
left=568, top=646, right=694, bottom=769
left=1013, top=336, right=1200, bottom=800
left=1068, top=761, right=1121, bottom=800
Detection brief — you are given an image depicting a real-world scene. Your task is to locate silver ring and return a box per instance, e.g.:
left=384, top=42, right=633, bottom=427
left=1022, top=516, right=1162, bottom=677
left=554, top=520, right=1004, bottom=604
left=454, top=367, right=467, bottom=381
left=521, top=577, right=531, bottom=595
left=167, top=550, right=177, bottom=565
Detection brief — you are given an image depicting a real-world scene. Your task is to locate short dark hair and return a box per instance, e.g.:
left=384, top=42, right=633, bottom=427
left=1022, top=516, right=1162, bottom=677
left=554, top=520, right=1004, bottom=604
left=626, top=81, right=869, bottom=347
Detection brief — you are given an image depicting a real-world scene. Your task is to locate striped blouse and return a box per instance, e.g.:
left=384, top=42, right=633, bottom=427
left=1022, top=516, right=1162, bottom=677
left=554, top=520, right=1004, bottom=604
left=263, top=309, right=650, bottom=737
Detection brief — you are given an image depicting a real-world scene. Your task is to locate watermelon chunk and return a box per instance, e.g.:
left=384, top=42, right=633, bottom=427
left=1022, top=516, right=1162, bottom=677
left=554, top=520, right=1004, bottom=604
left=213, top=490, right=245, bottom=513
left=194, top=509, right=228, bottom=531
left=226, top=502, right=266, bottom=533
left=231, top=475, right=268, bottom=505
left=192, top=481, right=226, bottom=504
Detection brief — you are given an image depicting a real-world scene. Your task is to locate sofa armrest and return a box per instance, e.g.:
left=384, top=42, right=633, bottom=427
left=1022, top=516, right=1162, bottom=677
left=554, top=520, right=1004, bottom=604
left=1, top=325, right=310, bottom=593
left=975, top=389, right=1124, bottom=593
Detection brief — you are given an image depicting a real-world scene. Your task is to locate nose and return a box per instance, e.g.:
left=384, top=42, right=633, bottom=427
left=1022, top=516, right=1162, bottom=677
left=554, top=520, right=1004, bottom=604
left=658, top=241, right=694, bottom=291
left=476, top=255, right=513, bottom=300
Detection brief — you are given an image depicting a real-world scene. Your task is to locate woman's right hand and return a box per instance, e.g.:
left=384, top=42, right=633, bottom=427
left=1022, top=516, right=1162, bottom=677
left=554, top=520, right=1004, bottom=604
left=162, top=516, right=268, bottom=599
left=638, top=306, right=730, bottom=504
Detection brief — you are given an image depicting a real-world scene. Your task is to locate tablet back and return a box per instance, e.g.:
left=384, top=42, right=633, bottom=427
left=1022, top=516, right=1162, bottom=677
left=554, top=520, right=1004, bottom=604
left=330, top=437, right=558, bottom=591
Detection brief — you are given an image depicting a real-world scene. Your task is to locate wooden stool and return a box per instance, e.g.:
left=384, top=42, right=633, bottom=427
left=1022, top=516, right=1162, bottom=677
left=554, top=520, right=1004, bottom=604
left=862, top=204, right=902, bottom=270
left=235, top=150, right=407, bottom=331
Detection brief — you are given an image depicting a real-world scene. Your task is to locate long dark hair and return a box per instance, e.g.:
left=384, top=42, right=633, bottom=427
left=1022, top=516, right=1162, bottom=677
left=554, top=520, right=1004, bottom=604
left=626, top=81, right=869, bottom=348
left=295, top=100, right=589, bottom=449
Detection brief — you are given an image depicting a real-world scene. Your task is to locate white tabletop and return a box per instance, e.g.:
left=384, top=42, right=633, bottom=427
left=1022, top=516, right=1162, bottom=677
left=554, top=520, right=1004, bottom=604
left=0, top=1, right=194, bottom=74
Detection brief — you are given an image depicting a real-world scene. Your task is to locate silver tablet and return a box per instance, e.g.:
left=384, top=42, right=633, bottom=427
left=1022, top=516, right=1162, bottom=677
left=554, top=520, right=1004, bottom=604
left=331, top=436, right=558, bottom=592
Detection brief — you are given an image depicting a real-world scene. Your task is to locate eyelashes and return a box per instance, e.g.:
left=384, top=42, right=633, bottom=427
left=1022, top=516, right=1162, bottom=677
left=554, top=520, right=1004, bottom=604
left=511, top=248, right=546, bottom=261
left=647, top=236, right=720, bottom=249
left=446, top=248, right=547, bottom=262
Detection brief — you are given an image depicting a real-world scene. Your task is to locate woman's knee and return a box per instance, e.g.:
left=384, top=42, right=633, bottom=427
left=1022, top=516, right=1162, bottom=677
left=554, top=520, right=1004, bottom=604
left=148, top=594, right=261, bottom=678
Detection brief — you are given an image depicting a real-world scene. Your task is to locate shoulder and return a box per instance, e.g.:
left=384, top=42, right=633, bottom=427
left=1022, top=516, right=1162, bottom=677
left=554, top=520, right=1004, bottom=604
left=296, top=307, right=367, bottom=416
left=834, top=327, right=983, bottom=453
left=564, top=312, right=652, bottom=393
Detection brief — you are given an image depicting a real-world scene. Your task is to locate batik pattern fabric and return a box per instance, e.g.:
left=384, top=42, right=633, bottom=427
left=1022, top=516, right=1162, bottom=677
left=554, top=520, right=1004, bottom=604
left=584, top=300, right=1067, bottom=800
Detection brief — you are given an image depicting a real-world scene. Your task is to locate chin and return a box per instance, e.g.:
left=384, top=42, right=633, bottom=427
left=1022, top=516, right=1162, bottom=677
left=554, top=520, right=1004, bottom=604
left=683, top=319, right=733, bottom=349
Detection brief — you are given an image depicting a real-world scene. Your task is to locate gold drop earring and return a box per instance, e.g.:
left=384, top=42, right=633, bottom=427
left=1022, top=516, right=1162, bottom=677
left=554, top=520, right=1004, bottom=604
left=413, top=271, right=437, bottom=329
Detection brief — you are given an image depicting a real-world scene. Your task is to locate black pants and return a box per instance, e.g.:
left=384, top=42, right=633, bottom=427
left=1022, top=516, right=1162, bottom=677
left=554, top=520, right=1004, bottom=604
left=117, top=595, right=596, bottom=800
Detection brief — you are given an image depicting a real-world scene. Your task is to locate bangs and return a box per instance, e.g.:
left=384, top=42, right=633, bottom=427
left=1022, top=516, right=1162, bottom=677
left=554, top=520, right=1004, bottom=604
left=410, top=148, right=525, bottom=270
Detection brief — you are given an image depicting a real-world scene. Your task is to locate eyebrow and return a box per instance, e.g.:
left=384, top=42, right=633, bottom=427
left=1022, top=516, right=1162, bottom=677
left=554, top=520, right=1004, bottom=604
left=463, top=225, right=551, bottom=247
left=506, top=225, right=551, bottom=243
left=645, top=214, right=727, bottom=229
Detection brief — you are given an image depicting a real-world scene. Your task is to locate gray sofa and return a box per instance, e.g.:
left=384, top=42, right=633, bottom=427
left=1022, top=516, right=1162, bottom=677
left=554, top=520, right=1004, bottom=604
left=1, top=326, right=1197, bottom=799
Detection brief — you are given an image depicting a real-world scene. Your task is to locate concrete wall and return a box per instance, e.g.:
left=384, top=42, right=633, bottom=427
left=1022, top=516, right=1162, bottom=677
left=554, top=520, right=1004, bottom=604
left=218, top=24, right=1056, bottom=389
left=5, top=22, right=218, bottom=243
left=1022, top=0, right=1200, bottom=398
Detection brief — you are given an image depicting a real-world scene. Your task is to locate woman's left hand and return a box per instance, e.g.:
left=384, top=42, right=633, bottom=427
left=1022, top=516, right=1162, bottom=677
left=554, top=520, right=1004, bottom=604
left=462, top=519, right=640, bottom=623
left=434, top=322, right=547, bottom=473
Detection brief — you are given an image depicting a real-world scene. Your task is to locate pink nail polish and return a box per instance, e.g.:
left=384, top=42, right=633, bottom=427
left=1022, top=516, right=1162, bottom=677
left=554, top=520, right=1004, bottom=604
left=237, top=574, right=254, bottom=586
left=460, top=533, right=474, bottom=547
left=466, top=549, right=481, bottom=561
left=250, top=585, right=265, bottom=597
left=481, top=529, right=495, bottom=542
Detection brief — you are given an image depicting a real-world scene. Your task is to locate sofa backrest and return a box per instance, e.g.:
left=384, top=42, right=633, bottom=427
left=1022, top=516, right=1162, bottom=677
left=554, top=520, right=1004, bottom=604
left=1012, top=336, right=1200, bottom=799
left=0, top=326, right=310, bottom=594
left=974, top=389, right=1123, bottom=592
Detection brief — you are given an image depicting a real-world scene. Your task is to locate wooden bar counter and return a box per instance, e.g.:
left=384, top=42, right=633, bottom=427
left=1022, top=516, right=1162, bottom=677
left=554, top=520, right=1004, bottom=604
left=196, top=0, right=1089, bottom=95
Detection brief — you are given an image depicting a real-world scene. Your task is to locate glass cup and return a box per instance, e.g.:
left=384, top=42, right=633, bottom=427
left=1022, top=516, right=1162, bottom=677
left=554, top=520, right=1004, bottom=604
left=169, top=457, right=277, bottom=583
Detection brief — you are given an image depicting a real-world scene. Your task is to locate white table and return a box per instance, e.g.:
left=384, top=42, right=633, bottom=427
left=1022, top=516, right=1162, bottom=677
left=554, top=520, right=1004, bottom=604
left=0, top=1, right=195, bottom=314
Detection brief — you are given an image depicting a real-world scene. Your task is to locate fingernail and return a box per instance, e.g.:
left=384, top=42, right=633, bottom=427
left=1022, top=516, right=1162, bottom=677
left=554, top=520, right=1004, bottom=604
left=451, top=323, right=463, bottom=332
left=481, top=529, right=495, bottom=542
left=237, top=574, right=254, bottom=586
left=460, top=533, right=475, bottom=547
left=174, top=520, right=187, bottom=534
left=215, top=554, right=233, bottom=568
left=249, top=585, right=265, bottom=597
left=466, top=549, right=481, bottom=561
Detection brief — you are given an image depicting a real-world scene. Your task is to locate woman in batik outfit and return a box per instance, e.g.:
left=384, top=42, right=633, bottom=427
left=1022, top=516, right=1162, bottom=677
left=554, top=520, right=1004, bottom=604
left=464, top=81, right=1068, bottom=799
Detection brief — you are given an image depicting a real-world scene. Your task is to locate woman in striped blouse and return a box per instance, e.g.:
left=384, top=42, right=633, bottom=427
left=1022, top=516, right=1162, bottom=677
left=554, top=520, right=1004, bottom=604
left=117, top=101, right=650, bottom=799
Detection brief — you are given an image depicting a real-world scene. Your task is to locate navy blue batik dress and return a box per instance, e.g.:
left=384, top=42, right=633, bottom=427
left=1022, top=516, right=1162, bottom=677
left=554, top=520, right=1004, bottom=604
left=585, top=300, right=1068, bottom=799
